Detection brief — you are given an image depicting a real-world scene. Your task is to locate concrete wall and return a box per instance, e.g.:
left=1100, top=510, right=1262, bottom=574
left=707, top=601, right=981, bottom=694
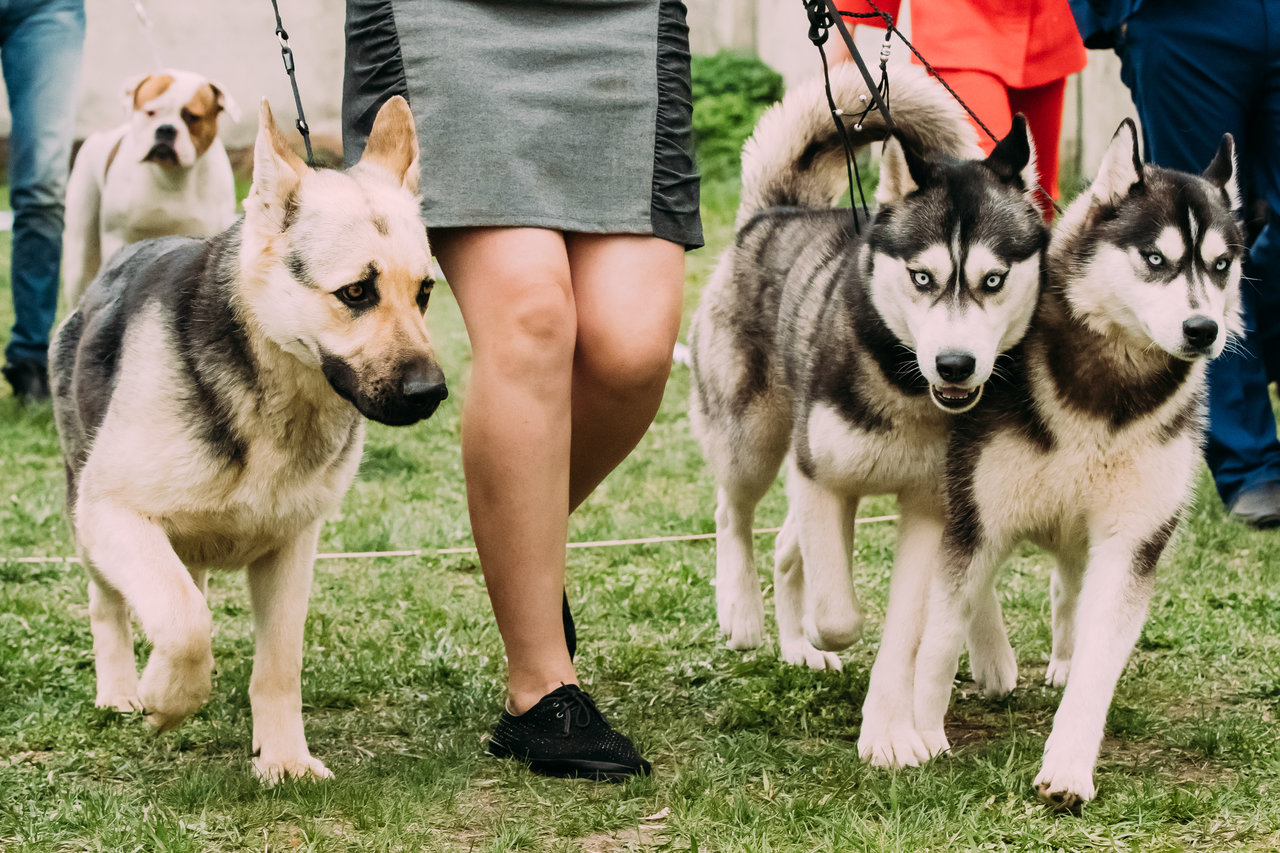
left=0, top=0, right=1134, bottom=181
left=0, top=0, right=345, bottom=150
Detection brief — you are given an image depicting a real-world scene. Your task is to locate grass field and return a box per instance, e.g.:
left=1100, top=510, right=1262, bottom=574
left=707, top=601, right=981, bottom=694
left=3, top=177, right=1280, bottom=852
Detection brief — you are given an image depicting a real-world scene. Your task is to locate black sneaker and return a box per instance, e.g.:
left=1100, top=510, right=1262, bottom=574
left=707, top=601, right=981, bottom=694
left=2, top=359, right=50, bottom=405
left=488, top=684, right=651, bottom=781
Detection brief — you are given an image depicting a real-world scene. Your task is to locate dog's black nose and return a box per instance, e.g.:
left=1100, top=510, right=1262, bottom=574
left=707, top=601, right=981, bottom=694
left=401, top=361, right=448, bottom=407
left=1183, top=315, right=1219, bottom=349
left=936, top=351, right=976, bottom=383
left=155, top=124, right=177, bottom=143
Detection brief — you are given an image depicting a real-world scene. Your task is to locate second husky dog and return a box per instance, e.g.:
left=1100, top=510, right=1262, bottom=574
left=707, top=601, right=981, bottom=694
left=688, top=62, right=1047, bottom=766
left=50, top=96, right=446, bottom=783
left=909, top=121, right=1243, bottom=810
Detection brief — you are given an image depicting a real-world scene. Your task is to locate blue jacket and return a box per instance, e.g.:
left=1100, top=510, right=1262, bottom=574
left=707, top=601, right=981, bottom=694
left=1068, top=0, right=1141, bottom=48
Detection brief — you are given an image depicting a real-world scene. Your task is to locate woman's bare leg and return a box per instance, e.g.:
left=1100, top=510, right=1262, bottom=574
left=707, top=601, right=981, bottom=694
left=432, top=227, right=579, bottom=713
left=566, top=233, right=685, bottom=511
left=433, top=228, right=684, bottom=714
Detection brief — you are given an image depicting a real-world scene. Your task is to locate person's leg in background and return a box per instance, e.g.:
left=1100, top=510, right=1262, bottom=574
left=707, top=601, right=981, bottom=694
left=1010, top=77, right=1068, bottom=216
left=1118, top=0, right=1280, bottom=524
left=0, top=0, right=85, bottom=403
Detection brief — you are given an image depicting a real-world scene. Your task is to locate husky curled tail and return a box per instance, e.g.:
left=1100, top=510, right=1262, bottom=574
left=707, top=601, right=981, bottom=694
left=733, top=61, right=983, bottom=227
left=690, top=60, right=1048, bottom=769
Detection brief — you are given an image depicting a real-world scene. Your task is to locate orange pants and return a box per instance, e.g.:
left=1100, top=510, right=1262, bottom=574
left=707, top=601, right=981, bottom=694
left=933, top=68, right=1067, bottom=218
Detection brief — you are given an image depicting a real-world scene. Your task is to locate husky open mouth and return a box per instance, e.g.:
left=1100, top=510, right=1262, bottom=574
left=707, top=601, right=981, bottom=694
left=930, top=383, right=983, bottom=412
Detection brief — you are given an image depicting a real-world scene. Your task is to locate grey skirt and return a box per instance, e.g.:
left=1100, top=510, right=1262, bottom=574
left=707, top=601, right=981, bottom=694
left=343, top=0, right=703, bottom=249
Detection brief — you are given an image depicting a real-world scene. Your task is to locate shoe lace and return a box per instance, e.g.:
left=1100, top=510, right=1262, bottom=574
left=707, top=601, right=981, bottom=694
left=550, top=686, right=601, bottom=736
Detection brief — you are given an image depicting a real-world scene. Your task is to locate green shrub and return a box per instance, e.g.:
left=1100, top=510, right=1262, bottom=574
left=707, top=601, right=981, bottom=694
left=691, top=51, right=785, bottom=183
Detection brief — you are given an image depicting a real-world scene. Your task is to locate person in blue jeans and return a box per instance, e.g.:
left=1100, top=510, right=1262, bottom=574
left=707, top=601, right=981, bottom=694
left=1071, top=0, right=1280, bottom=527
left=0, top=0, right=85, bottom=405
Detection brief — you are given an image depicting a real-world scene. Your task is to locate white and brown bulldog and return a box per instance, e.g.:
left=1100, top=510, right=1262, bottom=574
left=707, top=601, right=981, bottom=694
left=63, top=69, right=239, bottom=305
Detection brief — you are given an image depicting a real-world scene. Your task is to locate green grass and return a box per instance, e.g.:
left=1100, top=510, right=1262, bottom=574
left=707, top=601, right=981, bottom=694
left=4, top=180, right=1280, bottom=852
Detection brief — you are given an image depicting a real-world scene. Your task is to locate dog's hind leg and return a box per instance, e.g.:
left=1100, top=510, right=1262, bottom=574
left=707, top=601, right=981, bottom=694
left=247, top=522, right=332, bottom=784
left=788, top=462, right=864, bottom=651
left=859, top=495, right=942, bottom=767
left=1045, top=543, right=1087, bottom=688
left=966, top=582, right=1018, bottom=699
left=714, top=477, right=773, bottom=650
left=774, top=511, right=841, bottom=670
left=77, top=501, right=213, bottom=732
left=86, top=567, right=140, bottom=712
left=913, top=538, right=1012, bottom=761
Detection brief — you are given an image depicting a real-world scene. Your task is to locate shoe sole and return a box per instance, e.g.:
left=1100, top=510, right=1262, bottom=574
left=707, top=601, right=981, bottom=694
left=489, top=744, right=649, bottom=781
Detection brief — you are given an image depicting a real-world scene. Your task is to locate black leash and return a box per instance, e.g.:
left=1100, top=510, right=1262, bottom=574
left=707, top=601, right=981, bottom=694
left=805, top=0, right=1063, bottom=217
left=267, top=0, right=315, bottom=166
left=804, top=0, right=895, bottom=233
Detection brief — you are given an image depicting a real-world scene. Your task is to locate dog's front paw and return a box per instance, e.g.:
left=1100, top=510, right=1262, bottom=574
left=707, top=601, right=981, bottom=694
left=1035, top=739, right=1096, bottom=812
left=254, top=753, right=333, bottom=786
left=857, top=722, right=933, bottom=768
left=917, top=727, right=951, bottom=759
left=1034, top=762, right=1094, bottom=814
left=779, top=635, right=842, bottom=670
left=718, top=593, right=765, bottom=650
left=95, top=691, right=143, bottom=713
left=1045, top=657, right=1071, bottom=687
left=969, top=642, right=1018, bottom=698
left=138, top=644, right=213, bottom=732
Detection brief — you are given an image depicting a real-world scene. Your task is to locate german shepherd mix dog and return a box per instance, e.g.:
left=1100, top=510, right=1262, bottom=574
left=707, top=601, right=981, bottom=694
left=909, top=121, right=1243, bottom=811
left=688, top=62, right=1048, bottom=766
left=50, top=96, right=446, bottom=783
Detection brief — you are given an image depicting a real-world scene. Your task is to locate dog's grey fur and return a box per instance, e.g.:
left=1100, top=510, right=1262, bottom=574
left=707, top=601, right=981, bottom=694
left=688, top=62, right=1048, bottom=766
left=50, top=96, right=445, bottom=783
left=909, top=120, right=1243, bottom=810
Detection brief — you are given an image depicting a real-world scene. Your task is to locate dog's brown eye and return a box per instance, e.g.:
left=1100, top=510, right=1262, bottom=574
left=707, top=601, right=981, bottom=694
left=417, top=279, right=434, bottom=310
left=181, top=108, right=200, bottom=125
left=336, top=282, right=372, bottom=306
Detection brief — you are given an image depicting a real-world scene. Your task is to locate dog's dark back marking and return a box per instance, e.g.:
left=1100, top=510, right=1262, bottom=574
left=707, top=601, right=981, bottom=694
left=62, top=233, right=256, bottom=472
left=1134, top=516, right=1179, bottom=577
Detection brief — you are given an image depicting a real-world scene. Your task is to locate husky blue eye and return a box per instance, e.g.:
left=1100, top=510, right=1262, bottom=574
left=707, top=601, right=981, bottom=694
left=982, top=272, right=1006, bottom=292
left=1214, top=257, right=1229, bottom=272
left=1146, top=252, right=1165, bottom=267
left=911, top=270, right=933, bottom=289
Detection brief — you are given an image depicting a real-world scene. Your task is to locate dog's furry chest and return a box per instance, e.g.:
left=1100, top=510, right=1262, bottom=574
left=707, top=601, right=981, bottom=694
left=802, top=400, right=948, bottom=495
left=966, top=390, right=1202, bottom=545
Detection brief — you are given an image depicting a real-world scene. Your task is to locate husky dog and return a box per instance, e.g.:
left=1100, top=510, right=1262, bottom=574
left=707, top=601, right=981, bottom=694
left=688, top=62, right=1047, bottom=765
left=50, top=96, right=446, bottom=783
left=908, top=120, right=1243, bottom=810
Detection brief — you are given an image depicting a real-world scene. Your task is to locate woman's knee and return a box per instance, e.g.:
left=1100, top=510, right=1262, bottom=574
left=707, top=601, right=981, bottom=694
left=576, top=325, right=677, bottom=398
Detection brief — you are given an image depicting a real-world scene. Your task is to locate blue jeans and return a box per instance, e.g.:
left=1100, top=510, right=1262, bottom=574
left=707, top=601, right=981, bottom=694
left=1, top=0, right=84, bottom=368
left=1118, top=0, right=1280, bottom=507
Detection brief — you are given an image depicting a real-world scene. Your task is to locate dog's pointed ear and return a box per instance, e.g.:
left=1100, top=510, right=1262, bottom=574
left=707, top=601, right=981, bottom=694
left=984, top=114, right=1039, bottom=199
left=358, top=96, right=420, bottom=193
left=247, top=98, right=308, bottom=231
left=1091, top=118, right=1144, bottom=205
left=877, top=135, right=928, bottom=204
left=1202, top=133, right=1241, bottom=210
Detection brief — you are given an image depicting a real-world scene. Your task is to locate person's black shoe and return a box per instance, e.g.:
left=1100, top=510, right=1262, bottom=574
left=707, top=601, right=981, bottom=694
left=1229, top=482, right=1280, bottom=529
left=488, top=684, right=651, bottom=781
left=2, top=360, right=50, bottom=405
left=562, top=589, right=576, bottom=661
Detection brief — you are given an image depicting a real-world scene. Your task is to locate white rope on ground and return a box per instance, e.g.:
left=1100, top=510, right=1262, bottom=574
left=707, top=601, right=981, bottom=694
left=1, top=514, right=901, bottom=565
